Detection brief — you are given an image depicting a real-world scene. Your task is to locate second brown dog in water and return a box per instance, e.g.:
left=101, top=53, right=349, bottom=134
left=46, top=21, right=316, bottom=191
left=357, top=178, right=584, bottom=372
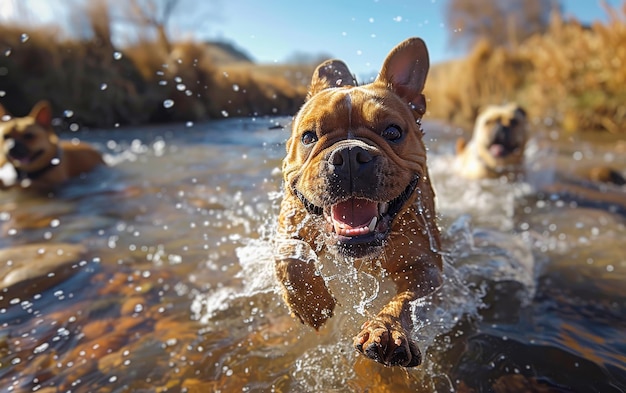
left=0, top=101, right=104, bottom=190
left=273, top=38, right=442, bottom=367
left=455, top=103, right=529, bottom=180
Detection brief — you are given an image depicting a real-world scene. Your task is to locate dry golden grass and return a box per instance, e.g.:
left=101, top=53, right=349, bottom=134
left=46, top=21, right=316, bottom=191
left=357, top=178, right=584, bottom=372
left=425, top=40, right=532, bottom=126
left=425, top=1, right=626, bottom=133
left=0, top=24, right=307, bottom=127
left=209, top=63, right=310, bottom=118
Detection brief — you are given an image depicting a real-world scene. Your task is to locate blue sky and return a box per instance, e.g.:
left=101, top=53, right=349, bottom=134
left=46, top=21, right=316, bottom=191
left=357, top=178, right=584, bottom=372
left=206, top=0, right=623, bottom=77
left=1, top=0, right=623, bottom=78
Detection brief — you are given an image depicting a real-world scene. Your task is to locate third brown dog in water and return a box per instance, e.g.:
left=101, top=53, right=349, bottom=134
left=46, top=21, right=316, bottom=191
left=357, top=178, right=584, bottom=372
left=273, top=37, right=442, bottom=367
left=0, top=100, right=104, bottom=190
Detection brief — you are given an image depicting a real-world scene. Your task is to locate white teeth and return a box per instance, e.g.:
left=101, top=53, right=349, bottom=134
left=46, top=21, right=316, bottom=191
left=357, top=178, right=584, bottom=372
left=379, top=202, right=389, bottom=215
left=368, top=216, right=378, bottom=232
left=333, top=221, right=343, bottom=234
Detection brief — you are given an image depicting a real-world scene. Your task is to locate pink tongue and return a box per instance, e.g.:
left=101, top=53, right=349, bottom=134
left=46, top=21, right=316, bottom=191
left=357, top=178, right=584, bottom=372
left=331, top=198, right=377, bottom=229
left=489, top=144, right=505, bottom=157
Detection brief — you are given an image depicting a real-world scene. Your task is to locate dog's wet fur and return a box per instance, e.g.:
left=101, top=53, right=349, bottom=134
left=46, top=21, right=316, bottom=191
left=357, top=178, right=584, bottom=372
left=274, top=38, right=442, bottom=367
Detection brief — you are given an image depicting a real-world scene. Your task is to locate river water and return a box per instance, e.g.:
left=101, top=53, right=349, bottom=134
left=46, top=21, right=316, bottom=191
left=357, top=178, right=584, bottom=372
left=0, top=117, right=624, bottom=392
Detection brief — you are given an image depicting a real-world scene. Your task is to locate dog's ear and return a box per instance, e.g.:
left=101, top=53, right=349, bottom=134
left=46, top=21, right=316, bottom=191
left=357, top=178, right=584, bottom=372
left=29, top=101, right=53, bottom=128
left=308, top=60, right=357, bottom=98
left=377, top=37, right=429, bottom=116
left=514, top=105, right=527, bottom=119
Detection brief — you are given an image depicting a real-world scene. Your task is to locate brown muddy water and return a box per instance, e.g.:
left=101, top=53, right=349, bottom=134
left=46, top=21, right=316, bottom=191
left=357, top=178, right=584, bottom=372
left=0, top=117, right=625, bottom=392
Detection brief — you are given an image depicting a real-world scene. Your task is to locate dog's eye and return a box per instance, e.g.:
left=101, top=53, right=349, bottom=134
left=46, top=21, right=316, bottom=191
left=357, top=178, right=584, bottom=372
left=301, top=131, right=318, bottom=146
left=23, top=132, right=35, bottom=141
left=381, top=125, right=402, bottom=141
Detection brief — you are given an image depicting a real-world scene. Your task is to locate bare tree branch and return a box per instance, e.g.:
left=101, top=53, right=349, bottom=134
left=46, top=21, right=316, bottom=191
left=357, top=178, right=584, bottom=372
left=446, top=0, right=561, bottom=49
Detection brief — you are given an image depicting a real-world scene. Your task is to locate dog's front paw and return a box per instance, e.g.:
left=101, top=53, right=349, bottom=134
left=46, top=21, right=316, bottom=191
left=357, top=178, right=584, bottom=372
left=353, top=318, right=421, bottom=367
left=276, top=258, right=336, bottom=330
left=288, top=288, right=335, bottom=330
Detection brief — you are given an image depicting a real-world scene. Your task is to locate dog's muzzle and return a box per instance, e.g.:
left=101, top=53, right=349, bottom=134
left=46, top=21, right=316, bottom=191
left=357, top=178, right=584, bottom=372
left=6, top=139, right=35, bottom=162
left=488, top=124, right=521, bottom=158
left=292, top=140, right=421, bottom=258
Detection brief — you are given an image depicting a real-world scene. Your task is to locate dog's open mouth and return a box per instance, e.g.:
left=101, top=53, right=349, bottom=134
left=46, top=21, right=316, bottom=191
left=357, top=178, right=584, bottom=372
left=327, top=198, right=386, bottom=241
left=487, top=126, right=521, bottom=159
left=295, top=175, right=419, bottom=255
left=488, top=142, right=517, bottom=158
left=9, top=148, right=44, bottom=166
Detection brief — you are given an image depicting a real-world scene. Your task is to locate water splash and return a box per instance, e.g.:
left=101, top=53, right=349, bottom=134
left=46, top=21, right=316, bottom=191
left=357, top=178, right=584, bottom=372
left=190, top=237, right=277, bottom=324
left=429, top=154, right=531, bottom=231
left=415, top=186, right=440, bottom=253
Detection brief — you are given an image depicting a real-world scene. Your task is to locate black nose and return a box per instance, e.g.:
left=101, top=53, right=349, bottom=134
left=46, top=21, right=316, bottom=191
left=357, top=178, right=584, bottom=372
left=328, top=145, right=377, bottom=194
left=7, top=139, right=29, bottom=159
left=329, top=145, right=373, bottom=171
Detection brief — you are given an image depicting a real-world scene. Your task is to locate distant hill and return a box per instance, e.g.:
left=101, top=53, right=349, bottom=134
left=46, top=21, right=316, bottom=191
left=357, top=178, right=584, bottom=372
left=202, top=41, right=254, bottom=65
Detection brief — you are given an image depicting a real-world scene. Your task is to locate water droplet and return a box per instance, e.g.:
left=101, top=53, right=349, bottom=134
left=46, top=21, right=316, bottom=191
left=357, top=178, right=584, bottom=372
left=163, top=99, right=174, bottom=108
left=0, top=91, right=5, bottom=97
left=69, top=123, right=80, bottom=132
left=113, top=51, right=122, bottom=60
left=232, top=84, right=239, bottom=92
left=64, top=109, right=74, bottom=118
left=185, top=121, right=194, bottom=127
left=221, top=110, right=229, bottom=117
left=4, top=49, right=11, bottom=56
left=100, top=83, right=108, bottom=90
left=20, top=33, right=29, bottom=43
left=34, top=343, right=49, bottom=354
left=176, top=83, right=186, bottom=91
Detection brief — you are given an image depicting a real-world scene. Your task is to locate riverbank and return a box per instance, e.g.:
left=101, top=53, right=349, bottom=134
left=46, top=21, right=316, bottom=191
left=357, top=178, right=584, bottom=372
left=1, top=3, right=625, bottom=133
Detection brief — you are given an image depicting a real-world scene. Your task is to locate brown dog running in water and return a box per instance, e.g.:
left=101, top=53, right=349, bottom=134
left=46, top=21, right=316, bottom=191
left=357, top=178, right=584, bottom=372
left=455, top=103, right=529, bottom=180
left=274, top=38, right=442, bottom=367
left=0, top=101, right=104, bottom=190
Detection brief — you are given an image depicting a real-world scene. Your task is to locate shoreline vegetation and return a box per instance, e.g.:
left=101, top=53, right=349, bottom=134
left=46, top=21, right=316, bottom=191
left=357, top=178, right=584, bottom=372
left=0, top=3, right=625, bottom=133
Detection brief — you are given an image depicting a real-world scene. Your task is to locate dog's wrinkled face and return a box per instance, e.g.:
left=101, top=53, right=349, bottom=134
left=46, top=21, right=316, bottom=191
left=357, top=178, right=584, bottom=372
left=472, top=103, right=528, bottom=170
left=0, top=102, right=58, bottom=173
left=282, top=45, right=430, bottom=258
